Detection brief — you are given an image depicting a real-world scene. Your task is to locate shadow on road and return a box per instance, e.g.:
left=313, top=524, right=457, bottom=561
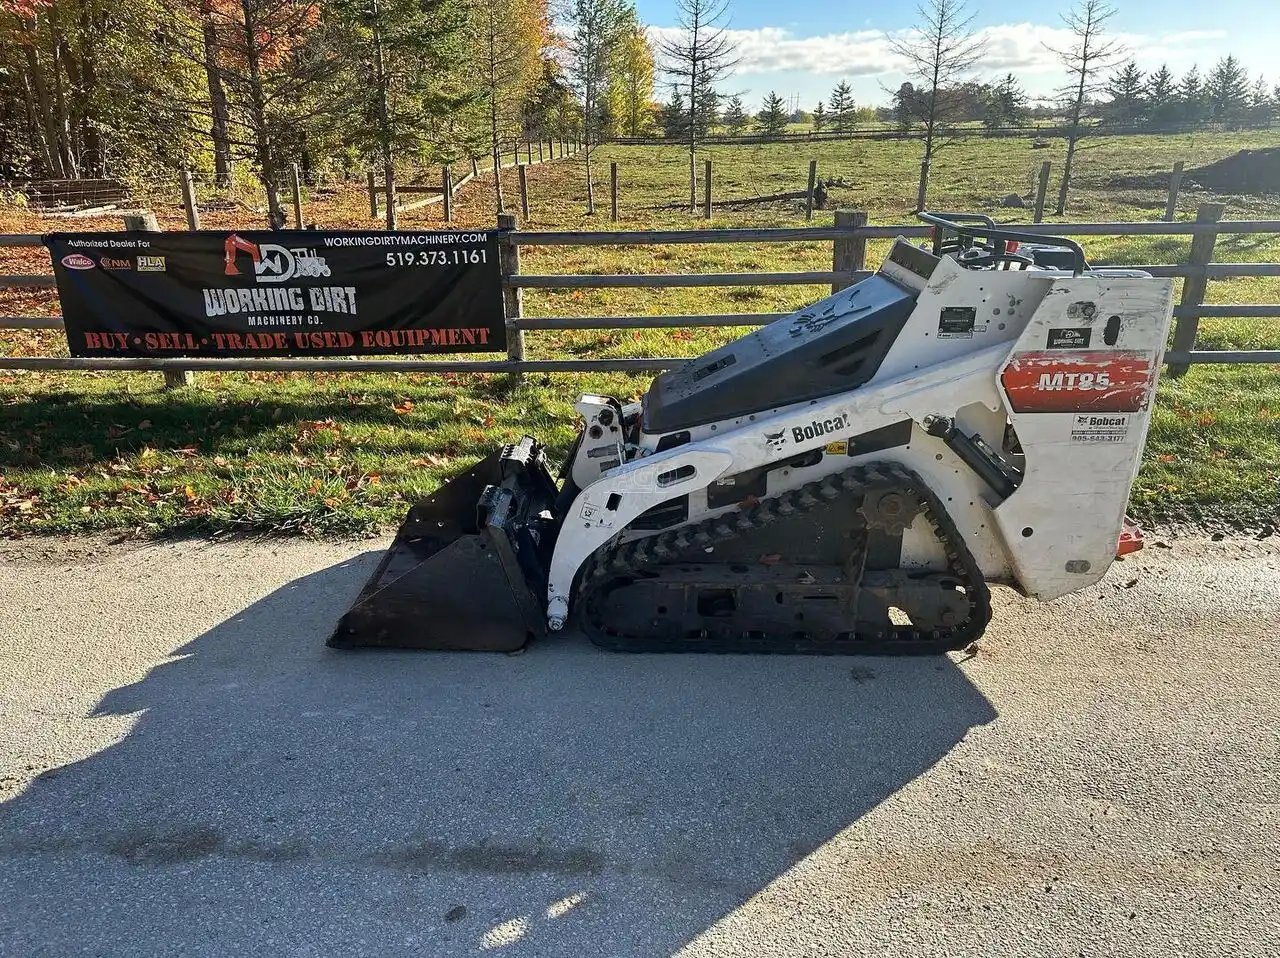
left=0, top=552, right=996, bottom=956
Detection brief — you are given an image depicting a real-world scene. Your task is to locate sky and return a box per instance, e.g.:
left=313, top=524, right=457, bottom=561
left=635, top=0, right=1275, bottom=110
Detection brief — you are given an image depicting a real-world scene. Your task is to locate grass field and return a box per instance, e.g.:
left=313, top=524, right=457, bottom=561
left=2, top=130, right=1278, bottom=538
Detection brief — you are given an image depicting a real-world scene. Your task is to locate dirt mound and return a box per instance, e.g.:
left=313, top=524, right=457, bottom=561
left=1188, top=148, right=1280, bottom=195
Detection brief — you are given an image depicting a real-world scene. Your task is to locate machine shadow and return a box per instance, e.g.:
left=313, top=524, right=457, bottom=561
left=0, top=551, right=997, bottom=957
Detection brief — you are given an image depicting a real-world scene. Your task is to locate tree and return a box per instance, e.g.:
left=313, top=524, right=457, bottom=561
left=693, top=75, right=719, bottom=136
left=1147, top=64, right=1178, bottom=125
left=1206, top=54, right=1250, bottom=127
left=888, top=0, right=986, bottom=211
left=892, top=82, right=918, bottom=130
left=1249, top=75, right=1273, bottom=125
left=468, top=0, right=546, bottom=214
left=173, top=0, right=345, bottom=225
left=1104, top=60, right=1146, bottom=124
left=756, top=90, right=787, bottom=136
left=660, top=86, right=684, bottom=137
left=828, top=80, right=854, bottom=131
left=5, top=0, right=206, bottom=180
left=1046, top=0, right=1124, bottom=215
left=722, top=94, right=747, bottom=134
left=812, top=100, right=826, bottom=132
left=983, top=72, right=1027, bottom=131
left=1179, top=65, right=1207, bottom=123
left=606, top=12, right=656, bottom=136
left=565, top=0, right=628, bottom=214
left=657, top=0, right=736, bottom=211
left=523, top=57, right=578, bottom=143
left=321, top=0, right=471, bottom=227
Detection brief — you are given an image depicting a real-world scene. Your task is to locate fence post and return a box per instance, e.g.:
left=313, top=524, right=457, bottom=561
left=497, top=212, right=525, bottom=380
left=367, top=171, right=378, bottom=219
left=832, top=209, right=868, bottom=293
left=703, top=158, right=712, bottom=219
left=442, top=165, right=452, bottom=223
left=518, top=164, right=529, bottom=220
left=180, top=171, right=201, bottom=230
left=610, top=162, right=618, bottom=221
left=1168, top=202, right=1224, bottom=377
left=1164, top=161, right=1185, bottom=222
left=1034, top=161, right=1051, bottom=224
left=289, top=163, right=303, bottom=228
left=805, top=159, right=817, bottom=221
left=539, top=140, right=544, bottom=163
left=527, top=141, right=533, bottom=164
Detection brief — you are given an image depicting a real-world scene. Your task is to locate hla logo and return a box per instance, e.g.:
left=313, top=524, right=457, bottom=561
left=1037, top=371, right=1112, bottom=391
left=791, top=412, right=851, bottom=443
left=224, top=233, right=331, bottom=283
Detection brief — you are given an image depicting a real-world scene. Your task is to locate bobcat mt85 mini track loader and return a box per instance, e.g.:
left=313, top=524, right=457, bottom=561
left=329, top=213, right=1173, bottom=655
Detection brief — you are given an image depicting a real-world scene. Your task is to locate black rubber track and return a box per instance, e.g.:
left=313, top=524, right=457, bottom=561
left=578, top=461, right=991, bottom=655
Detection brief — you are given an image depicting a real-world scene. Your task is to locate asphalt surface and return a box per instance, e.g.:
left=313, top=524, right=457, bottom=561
left=0, top=532, right=1277, bottom=957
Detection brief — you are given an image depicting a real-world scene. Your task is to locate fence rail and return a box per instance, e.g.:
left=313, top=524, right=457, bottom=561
left=609, top=118, right=1277, bottom=146
left=1, top=205, right=1277, bottom=380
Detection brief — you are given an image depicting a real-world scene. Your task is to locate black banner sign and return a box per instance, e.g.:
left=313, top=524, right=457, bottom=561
left=45, top=229, right=506, bottom=357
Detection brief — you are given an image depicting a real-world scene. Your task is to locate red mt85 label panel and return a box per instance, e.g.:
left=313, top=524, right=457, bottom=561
left=1000, top=351, right=1158, bottom=413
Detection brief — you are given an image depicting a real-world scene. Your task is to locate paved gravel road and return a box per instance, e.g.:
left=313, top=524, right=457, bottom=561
left=1, top=533, right=1277, bottom=957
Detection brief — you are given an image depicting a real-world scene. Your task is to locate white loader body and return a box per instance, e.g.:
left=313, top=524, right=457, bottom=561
left=548, top=241, right=1173, bottom=629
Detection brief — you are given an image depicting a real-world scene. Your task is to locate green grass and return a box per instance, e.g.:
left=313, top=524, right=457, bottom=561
left=2, top=130, right=1278, bottom=537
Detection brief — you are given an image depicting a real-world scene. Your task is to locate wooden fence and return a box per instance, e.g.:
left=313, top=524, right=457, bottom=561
left=610, top=118, right=1277, bottom=147
left=1, top=204, right=1278, bottom=381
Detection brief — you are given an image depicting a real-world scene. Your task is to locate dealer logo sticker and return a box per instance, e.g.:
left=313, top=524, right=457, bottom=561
left=137, top=255, right=166, bottom=272
left=61, top=253, right=95, bottom=270
left=1071, top=414, right=1129, bottom=443
left=101, top=256, right=132, bottom=270
left=1047, top=327, right=1091, bottom=349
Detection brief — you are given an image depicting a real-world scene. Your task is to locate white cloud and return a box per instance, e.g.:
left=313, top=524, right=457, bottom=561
left=647, top=21, right=1229, bottom=84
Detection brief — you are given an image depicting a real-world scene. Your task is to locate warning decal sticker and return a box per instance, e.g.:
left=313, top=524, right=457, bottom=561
left=1001, top=350, right=1157, bottom=413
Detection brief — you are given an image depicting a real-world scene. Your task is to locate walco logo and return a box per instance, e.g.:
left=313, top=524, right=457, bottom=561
left=224, top=233, right=330, bottom=283
left=61, top=253, right=95, bottom=270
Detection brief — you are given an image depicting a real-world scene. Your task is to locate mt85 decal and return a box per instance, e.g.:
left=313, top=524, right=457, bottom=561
left=1000, top=350, right=1157, bottom=413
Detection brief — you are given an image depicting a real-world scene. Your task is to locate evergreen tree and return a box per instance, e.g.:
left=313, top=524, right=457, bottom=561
left=756, top=90, right=788, bottom=136
left=1105, top=61, right=1146, bottom=123
left=1147, top=64, right=1178, bottom=125
left=722, top=95, right=748, bottom=135
left=892, top=82, right=919, bottom=130
left=1249, top=75, right=1273, bottom=124
left=693, top=77, right=719, bottom=136
left=983, top=73, right=1027, bottom=131
left=1206, top=55, right=1251, bottom=126
left=1179, top=66, right=1207, bottom=122
left=812, top=102, right=826, bottom=131
left=828, top=80, right=854, bottom=131
left=661, top=87, right=685, bottom=138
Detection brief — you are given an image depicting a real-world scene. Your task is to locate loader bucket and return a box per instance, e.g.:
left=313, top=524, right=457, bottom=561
left=327, top=437, right=560, bottom=652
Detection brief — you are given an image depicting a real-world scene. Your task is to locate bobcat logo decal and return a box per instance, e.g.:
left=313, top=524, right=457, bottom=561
left=763, top=430, right=787, bottom=450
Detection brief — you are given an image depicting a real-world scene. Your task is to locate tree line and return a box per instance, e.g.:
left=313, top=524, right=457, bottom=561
left=0, top=0, right=658, bottom=220
left=1, top=0, right=1274, bottom=220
